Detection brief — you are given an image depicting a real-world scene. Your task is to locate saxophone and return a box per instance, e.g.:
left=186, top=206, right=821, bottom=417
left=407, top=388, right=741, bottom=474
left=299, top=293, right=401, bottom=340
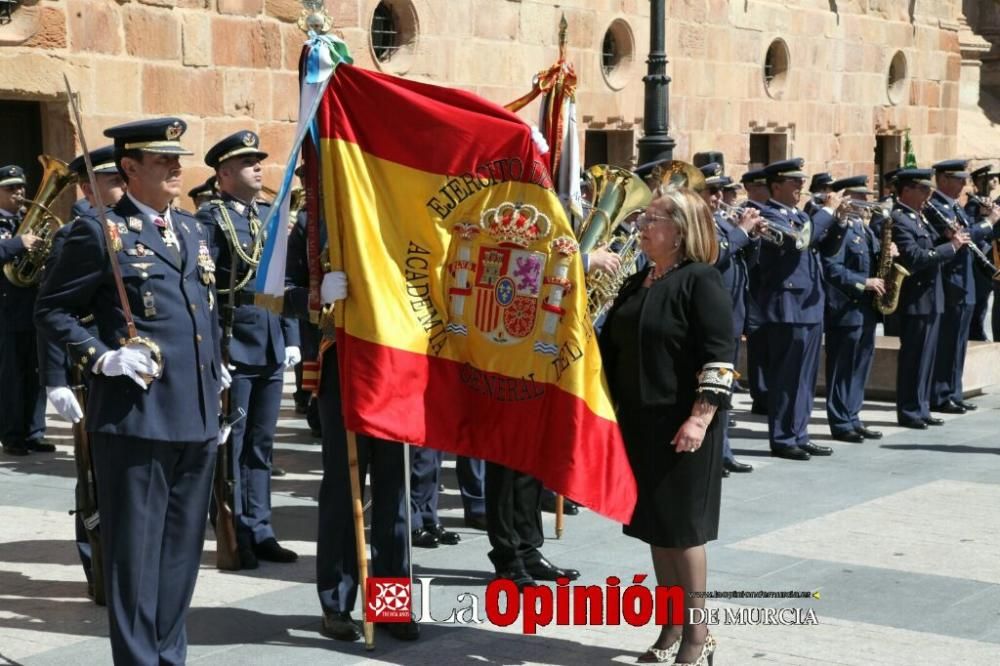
left=874, top=206, right=909, bottom=315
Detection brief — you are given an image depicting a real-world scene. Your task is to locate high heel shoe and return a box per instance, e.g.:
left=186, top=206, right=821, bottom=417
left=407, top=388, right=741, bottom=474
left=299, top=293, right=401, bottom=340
left=636, top=636, right=681, bottom=663
left=673, top=633, right=716, bottom=666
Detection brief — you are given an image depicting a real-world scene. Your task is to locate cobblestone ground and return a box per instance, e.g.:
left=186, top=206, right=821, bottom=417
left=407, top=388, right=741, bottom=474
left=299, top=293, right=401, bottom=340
left=2, top=373, right=999, bottom=665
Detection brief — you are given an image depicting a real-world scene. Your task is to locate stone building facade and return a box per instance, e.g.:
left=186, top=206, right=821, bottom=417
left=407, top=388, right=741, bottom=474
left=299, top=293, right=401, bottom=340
left=1, top=0, right=996, bottom=200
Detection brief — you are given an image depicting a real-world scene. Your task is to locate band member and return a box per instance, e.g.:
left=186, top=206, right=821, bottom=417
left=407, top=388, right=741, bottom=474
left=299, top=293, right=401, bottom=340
left=1, top=164, right=51, bottom=456
left=721, top=179, right=742, bottom=207
left=819, top=176, right=889, bottom=443
left=804, top=171, right=834, bottom=217
left=38, top=146, right=125, bottom=601
left=924, top=160, right=995, bottom=413
left=410, top=448, right=461, bottom=547
left=199, top=131, right=301, bottom=569
left=758, top=158, right=845, bottom=460
left=700, top=163, right=756, bottom=476
left=740, top=168, right=770, bottom=415
left=35, top=117, right=225, bottom=665
left=889, top=168, right=968, bottom=428
left=965, top=165, right=999, bottom=342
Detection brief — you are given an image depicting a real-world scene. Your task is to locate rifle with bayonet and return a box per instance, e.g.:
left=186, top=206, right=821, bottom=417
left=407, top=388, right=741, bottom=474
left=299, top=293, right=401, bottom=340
left=212, top=247, right=243, bottom=570
left=69, top=367, right=104, bottom=605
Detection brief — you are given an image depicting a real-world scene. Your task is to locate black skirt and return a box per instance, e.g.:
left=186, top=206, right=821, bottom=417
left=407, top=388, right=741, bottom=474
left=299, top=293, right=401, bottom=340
left=618, top=401, right=723, bottom=548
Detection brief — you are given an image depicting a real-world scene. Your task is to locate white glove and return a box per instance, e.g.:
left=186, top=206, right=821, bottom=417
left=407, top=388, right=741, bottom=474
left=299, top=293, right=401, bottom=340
left=219, top=363, right=232, bottom=392
left=321, top=271, right=348, bottom=304
left=284, top=345, right=302, bottom=369
left=94, top=344, right=159, bottom=390
left=47, top=386, right=83, bottom=424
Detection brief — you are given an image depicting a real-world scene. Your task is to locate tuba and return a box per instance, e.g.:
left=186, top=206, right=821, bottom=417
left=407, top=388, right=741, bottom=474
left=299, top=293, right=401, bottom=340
left=3, top=155, right=78, bottom=288
left=578, top=165, right=653, bottom=322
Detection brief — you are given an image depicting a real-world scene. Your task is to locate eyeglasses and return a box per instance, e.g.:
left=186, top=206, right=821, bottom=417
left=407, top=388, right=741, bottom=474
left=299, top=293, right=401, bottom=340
left=635, top=212, right=671, bottom=231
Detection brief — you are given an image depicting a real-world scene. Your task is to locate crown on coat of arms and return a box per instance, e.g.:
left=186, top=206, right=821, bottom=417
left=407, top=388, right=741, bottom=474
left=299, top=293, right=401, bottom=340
left=482, top=202, right=550, bottom=248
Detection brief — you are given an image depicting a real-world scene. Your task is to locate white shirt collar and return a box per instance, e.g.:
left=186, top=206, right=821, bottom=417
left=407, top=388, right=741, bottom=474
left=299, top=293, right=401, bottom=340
left=126, top=193, right=172, bottom=227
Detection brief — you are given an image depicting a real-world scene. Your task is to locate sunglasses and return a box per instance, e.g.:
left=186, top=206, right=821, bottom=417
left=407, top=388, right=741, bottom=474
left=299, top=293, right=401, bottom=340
left=636, top=212, right=672, bottom=231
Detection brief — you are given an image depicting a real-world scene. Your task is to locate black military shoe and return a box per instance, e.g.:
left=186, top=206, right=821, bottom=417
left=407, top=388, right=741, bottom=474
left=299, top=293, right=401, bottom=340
left=750, top=403, right=769, bottom=416
left=2, top=442, right=29, bottom=456
left=723, top=458, right=754, bottom=473
left=381, top=619, right=420, bottom=641
left=254, top=538, right=298, bottom=563
left=721, top=467, right=730, bottom=478
left=930, top=402, right=965, bottom=414
left=832, top=431, right=864, bottom=443
left=899, top=420, right=929, bottom=429
left=271, top=466, right=287, bottom=477
left=924, top=416, right=945, bottom=426
left=771, top=446, right=811, bottom=461
left=856, top=426, right=882, bottom=439
left=956, top=400, right=978, bottom=411
left=426, top=523, right=460, bottom=545
left=525, top=556, right=580, bottom=581
left=495, top=568, right=535, bottom=589
left=411, top=528, right=439, bottom=548
left=321, top=612, right=361, bottom=642
left=25, top=439, right=56, bottom=453
left=800, top=442, right=833, bottom=456
left=728, top=416, right=737, bottom=428
left=540, top=494, right=580, bottom=515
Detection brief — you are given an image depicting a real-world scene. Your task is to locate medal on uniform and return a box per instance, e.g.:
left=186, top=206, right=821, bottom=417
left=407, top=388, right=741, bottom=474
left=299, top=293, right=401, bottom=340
left=162, top=227, right=178, bottom=248
left=118, top=222, right=129, bottom=236
left=197, top=239, right=216, bottom=285
left=143, top=290, right=157, bottom=317
left=128, top=217, right=143, bottom=232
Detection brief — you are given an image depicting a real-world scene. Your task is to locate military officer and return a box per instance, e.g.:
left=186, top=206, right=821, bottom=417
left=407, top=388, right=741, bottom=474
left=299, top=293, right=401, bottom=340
left=199, top=131, right=301, bottom=569
left=804, top=171, right=834, bottom=217
left=819, top=176, right=888, bottom=443
left=889, top=168, right=968, bottom=428
left=188, top=176, right=217, bottom=211
left=37, top=146, right=124, bottom=601
left=721, top=179, right=742, bottom=208
left=700, top=163, right=757, bottom=475
left=1, top=164, right=51, bottom=456
left=923, top=160, right=995, bottom=414
left=282, top=214, right=419, bottom=642
left=965, top=165, right=999, bottom=342
left=740, top=168, right=770, bottom=415
left=758, top=158, right=846, bottom=460
left=34, top=117, right=225, bottom=665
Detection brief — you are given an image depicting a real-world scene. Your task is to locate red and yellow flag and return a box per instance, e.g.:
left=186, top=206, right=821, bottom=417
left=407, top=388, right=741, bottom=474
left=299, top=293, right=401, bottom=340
left=316, top=65, right=636, bottom=523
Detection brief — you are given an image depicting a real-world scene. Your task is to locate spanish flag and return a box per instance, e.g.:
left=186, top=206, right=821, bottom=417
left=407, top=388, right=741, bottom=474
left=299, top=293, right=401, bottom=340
left=303, top=44, right=636, bottom=522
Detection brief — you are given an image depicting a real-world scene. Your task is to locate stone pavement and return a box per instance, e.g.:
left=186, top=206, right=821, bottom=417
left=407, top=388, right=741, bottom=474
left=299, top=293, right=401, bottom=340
left=2, top=374, right=1000, bottom=665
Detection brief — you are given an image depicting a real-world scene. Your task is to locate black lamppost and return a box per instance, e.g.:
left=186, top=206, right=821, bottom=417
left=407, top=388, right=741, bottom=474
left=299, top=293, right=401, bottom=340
left=636, top=0, right=675, bottom=164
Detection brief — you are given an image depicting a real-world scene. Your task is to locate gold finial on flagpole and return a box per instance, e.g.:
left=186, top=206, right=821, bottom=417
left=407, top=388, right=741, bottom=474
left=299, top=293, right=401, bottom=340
left=298, top=0, right=333, bottom=34
left=558, top=13, right=568, bottom=59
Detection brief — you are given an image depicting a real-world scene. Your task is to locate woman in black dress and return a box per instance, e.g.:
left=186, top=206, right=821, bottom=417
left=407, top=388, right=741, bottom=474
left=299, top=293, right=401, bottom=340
left=600, top=188, right=735, bottom=665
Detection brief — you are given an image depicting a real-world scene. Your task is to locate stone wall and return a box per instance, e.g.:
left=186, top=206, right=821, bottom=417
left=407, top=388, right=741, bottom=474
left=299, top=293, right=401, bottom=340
left=0, top=0, right=971, bottom=197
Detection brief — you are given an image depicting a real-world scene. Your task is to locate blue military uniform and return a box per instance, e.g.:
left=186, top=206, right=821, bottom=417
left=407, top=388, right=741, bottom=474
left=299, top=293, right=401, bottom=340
left=1, top=164, right=49, bottom=456
left=888, top=169, right=959, bottom=426
left=34, top=118, right=221, bottom=665
left=199, top=131, right=300, bottom=566
left=803, top=171, right=833, bottom=218
left=740, top=169, right=770, bottom=414
left=757, top=159, right=845, bottom=459
left=820, top=176, right=881, bottom=440
left=964, top=166, right=996, bottom=341
left=282, top=208, right=413, bottom=640
left=923, top=160, right=995, bottom=411
left=705, top=165, right=756, bottom=471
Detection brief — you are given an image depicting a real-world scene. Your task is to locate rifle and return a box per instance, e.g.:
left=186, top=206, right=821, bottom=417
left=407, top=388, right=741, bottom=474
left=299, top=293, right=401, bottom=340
left=212, top=247, right=243, bottom=571
left=69, top=368, right=104, bottom=605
